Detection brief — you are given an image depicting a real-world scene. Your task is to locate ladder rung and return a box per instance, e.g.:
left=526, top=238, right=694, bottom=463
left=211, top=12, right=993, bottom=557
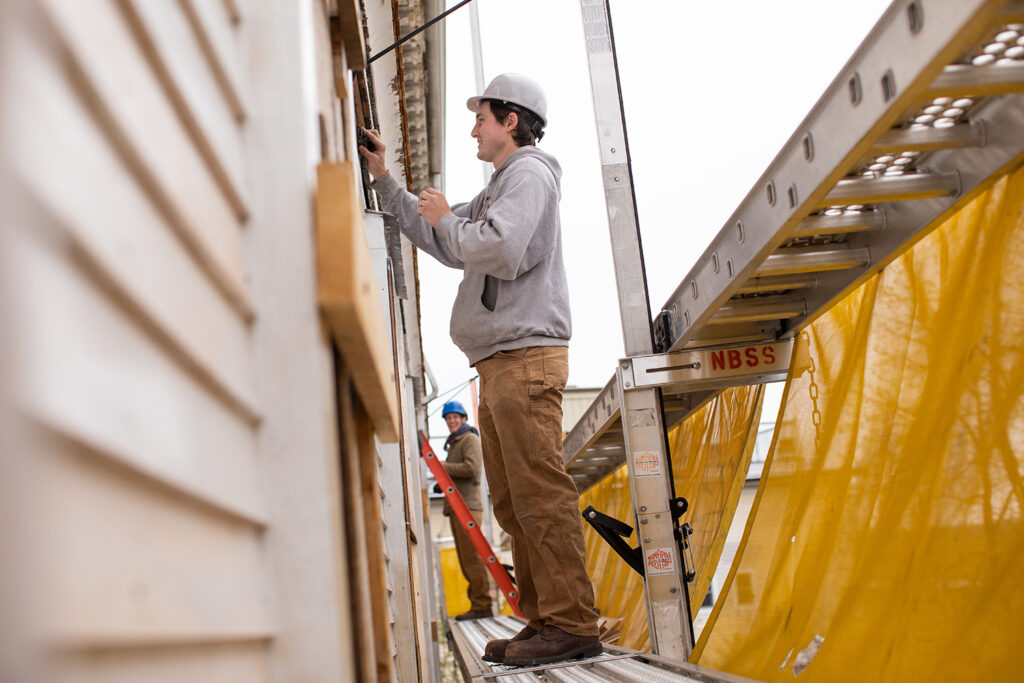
left=595, top=429, right=623, bottom=442
left=793, top=210, right=885, bottom=237
left=576, top=446, right=624, bottom=456
left=710, top=296, right=805, bottom=324
left=820, top=172, right=960, bottom=207
left=571, top=465, right=619, bottom=474
left=928, top=62, right=1024, bottom=98
left=754, top=247, right=870, bottom=277
left=871, top=123, right=984, bottom=153
left=573, top=454, right=623, bottom=465
left=680, top=320, right=780, bottom=348
left=736, top=273, right=818, bottom=294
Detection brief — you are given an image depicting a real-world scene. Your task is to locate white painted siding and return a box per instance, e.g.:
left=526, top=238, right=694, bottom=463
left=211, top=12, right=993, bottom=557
left=1, top=0, right=372, bottom=680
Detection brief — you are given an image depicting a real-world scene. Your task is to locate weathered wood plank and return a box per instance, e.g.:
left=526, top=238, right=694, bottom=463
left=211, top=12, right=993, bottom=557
left=335, top=0, right=366, bottom=70
left=316, top=161, right=400, bottom=442
left=357, top=399, right=396, bottom=680
left=337, top=368, right=380, bottom=683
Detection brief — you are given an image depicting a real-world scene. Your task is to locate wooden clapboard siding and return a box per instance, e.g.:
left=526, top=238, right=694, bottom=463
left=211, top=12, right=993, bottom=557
left=36, top=431, right=273, bottom=645
left=313, top=0, right=346, bottom=162
left=360, top=417, right=397, bottom=681
left=40, top=0, right=253, bottom=319
left=376, top=456, right=401, bottom=674
left=52, top=642, right=268, bottom=683
left=118, top=0, right=250, bottom=219
left=7, top=0, right=273, bottom=670
left=180, top=0, right=247, bottom=123
left=2, top=0, right=411, bottom=678
left=222, top=0, right=242, bottom=26
left=9, top=30, right=259, bottom=428
left=11, top=226, right=265, bottom=523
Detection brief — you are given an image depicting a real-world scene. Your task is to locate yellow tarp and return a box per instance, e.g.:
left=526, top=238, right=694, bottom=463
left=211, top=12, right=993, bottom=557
left=440, top=539, right=514, bottom=617
left=440, top=545, right=471, bottom=617
left=581, top=385, right=764, bottom=650
left=694, top=167, right=1024, bottom=680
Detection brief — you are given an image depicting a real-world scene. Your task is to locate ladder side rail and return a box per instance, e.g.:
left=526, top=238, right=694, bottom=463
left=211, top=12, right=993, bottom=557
left=655, top=0, right=1011, bottom=353
left=418, top=433, right=522, bottom=617
left=579, top=0, right=696, bottom=659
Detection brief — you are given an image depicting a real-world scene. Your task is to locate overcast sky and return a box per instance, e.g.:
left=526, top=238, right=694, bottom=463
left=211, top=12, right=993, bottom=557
left=419, top=0, right=893, bottom=441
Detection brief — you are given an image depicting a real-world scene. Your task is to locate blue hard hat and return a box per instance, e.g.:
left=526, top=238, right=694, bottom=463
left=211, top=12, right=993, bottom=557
left=442, top=400, right=467, bottom=417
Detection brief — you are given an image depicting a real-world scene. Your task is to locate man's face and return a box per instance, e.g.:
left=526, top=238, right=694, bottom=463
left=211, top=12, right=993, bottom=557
left=471, top=101, right=514, bottom=163
left=445, top=413, right=467, bottom=433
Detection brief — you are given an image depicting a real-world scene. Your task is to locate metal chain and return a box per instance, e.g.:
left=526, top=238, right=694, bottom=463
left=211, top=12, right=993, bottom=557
left=803, top=331, right=823, bottom=452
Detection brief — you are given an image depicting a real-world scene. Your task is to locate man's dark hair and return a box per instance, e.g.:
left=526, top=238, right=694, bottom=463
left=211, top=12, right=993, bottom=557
left=485, top=99, right=544, bottom=146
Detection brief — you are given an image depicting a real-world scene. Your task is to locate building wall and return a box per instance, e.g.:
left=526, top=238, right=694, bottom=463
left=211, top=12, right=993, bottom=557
left=563, top=387, right=602, bottom=434
left=0, top=0, right=406, bottom=680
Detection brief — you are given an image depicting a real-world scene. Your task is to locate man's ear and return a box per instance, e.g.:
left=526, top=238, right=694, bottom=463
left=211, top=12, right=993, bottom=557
left=506, top=111, right=518, bottom=131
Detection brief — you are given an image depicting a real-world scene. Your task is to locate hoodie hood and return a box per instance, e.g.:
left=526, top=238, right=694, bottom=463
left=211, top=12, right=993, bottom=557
left=493, top=146, right=562, bottom=196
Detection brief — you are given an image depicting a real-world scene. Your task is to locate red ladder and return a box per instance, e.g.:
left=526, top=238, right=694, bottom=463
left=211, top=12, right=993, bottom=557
left=419, top=431, right=522, bottom=617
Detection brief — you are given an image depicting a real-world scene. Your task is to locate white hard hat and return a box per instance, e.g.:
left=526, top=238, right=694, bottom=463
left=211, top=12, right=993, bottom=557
left=466, top=73, right=548, bottom=127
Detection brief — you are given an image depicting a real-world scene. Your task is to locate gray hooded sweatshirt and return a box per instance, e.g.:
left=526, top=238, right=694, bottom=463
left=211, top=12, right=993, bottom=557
left=372, top=146, right=571, bottom=365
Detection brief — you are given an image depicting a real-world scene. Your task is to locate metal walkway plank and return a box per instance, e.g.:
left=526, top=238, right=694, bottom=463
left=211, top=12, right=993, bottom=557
left=447, top=617, right=759, bottom=682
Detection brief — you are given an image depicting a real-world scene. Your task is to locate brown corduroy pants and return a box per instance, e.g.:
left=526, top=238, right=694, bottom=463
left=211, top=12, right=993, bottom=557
left=450, top=509, right=493, bottom=611
left=475, top=346, right=599, bottom=636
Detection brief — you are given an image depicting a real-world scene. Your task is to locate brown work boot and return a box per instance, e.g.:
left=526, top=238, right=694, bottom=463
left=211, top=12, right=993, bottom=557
left=454, top=608, right=493, bottom=621
left=503, top=625, right=602, bottom=667
left=482, top=624, right=538, bottom=663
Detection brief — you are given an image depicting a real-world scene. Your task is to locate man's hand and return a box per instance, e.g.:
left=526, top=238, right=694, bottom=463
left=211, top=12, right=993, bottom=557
left=358, top=128, right=388, bottom=180
left=417, top=188, right=451, bottom=227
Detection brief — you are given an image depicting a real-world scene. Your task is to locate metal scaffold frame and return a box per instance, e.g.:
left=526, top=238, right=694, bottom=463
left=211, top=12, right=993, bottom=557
left=573, top=0, right=1024, bottom=663
left=579, top=0, right=696, bottom=659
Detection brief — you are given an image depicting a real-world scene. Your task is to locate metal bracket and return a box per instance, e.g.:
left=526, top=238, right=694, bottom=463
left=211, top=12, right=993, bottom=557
left=653, top=310, right=673, bottom=353
left=620, top=340, right=793, bottom=392
left=582, top=505, right=645, bottom=576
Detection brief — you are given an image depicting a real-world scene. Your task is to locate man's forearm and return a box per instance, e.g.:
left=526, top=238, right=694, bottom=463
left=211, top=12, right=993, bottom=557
left=372, top=174, right=464, bottom=269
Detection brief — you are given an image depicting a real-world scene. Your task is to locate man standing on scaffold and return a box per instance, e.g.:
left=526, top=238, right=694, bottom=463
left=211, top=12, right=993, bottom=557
left=360, top=73, right=601, bottom=666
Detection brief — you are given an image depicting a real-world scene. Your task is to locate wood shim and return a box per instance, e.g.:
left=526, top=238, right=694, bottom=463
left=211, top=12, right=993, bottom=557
left=334, top=0, right=366, bottom=70
left=316, top=162, right=399, bottom=442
